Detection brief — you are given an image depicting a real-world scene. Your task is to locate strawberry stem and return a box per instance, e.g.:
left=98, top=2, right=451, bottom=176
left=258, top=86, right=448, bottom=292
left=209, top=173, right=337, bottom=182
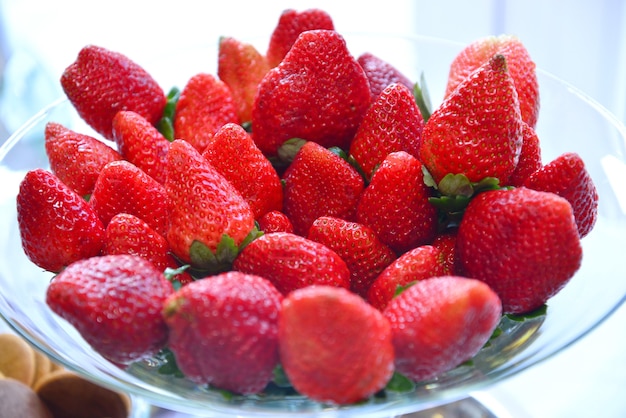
left=157, top=86, right=181, bottom=141
left=413, top=72, right=432, bottom=122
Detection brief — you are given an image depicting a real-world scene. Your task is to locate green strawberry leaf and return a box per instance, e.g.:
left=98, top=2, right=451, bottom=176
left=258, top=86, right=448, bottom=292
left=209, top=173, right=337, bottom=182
left=505, top=304, right=548, bottom=322
left=164, top=265, right=191, bottom=290
left=276, top=138, right=307, bottom=166
left=394, top=281, right=417, bottom=298
left=272, top=365, right=293, bottom=388
left=413, top=72, right=432, bottom=122
left=384, top=372, right=415, bottom=393
left=155, top=348, right=184, bottom=378
left=157, top=86, right=181, bottom=141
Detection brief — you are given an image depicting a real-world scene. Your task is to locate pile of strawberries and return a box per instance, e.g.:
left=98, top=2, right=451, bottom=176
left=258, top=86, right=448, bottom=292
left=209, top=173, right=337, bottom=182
left=15, top=8, right=598, bottom=406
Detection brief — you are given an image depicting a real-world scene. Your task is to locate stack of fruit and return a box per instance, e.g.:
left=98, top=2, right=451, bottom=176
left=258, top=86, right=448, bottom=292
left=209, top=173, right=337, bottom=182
left=14, top=8, right=598, bottom=405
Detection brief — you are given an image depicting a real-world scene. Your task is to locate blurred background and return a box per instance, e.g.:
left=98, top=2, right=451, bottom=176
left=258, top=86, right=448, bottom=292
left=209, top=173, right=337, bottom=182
left=0, top=0, right=624, bottom=416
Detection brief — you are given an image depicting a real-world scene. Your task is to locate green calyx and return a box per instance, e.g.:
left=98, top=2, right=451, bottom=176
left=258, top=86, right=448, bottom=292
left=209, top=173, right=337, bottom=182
left=157, top=86, right=181, bottom=141
left=413, top=72, right=433, bottom=122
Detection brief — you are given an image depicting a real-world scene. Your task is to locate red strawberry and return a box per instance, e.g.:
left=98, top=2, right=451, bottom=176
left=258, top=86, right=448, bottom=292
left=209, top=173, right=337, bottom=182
left=173, top=73, right=239, bottom=152
left=349, top=83, right=425, bottom=179
left=279, top=285, right=394, bottom=404
left=16, top=169, right=105, bottom=272
left=456, top=187, right=583, bottom=313
left=252, top=30, right=371, bottom=156
left=112, top=110, right=171, bottom=184
left=384, top=276, right=502, bottom=382
left=283, top=141, right=364, bottom=236
left=367, top=245, right=446, bottom=311
left=307, top=216, right=396, bottom=298
left=419, top=54, right=523, bottom=185
left=201, top=123, right=283, bottom=219
left=445, top=34, right=540, bottom=128
left=265, top=8, right=335, bottom=68
left=90, top=160, right=170, bottom=237
left=257, top=210, right=294, bottom=234
left=233, top=232, right=350, bottom=295
left=166, top=139, right=255, bottom=270
left=357, top=52, right=413, bottom=101
left=218, top=37, right=270, bottom=123
left=356, top=151, right=437, bottom=253
left=523, top=152, right=598, bottom=238
left=163, top=272, right=283, bottom=394
left=44, top=122, right=122, bottom=196
left=506, top=121, right=542, bottom=187
left=431, top=230, right=458, bottom=275
left=60, top=45, right=166, bottom=140
left=46, top=254, right=173, bottom=364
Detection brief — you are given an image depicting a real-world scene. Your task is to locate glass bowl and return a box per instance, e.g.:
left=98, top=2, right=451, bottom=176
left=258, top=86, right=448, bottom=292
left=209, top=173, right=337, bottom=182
left=1, top=34, right=626, bottom=418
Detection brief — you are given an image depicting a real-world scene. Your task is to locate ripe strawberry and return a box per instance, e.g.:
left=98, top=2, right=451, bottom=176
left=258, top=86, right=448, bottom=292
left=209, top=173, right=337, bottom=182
left=90, top=160, right=170, bottom=237
left=163, top=272, right=283, bottom=394
left=252, top=30, right=371, bottom=156
left=279, top=285, right=394, bottom=404
left=349, top=83, right=424, bottom=179
left=60, top=45, right=166, bottom=140
left=506, top=121, right=542, bottom=187
left=173, top=73, right=239, bottom=152
left=265, top=8, right=335, bottom=68
left=419, top=54, right=523, bottom=185
left=431, top=230, right=458, bottom=275
left=445, top=34, right=540, bottom=128
left=523, top=152, right=598, bottom=238
left=257, top=210, right=294, bottom=234
left=16, top=169, right=105, bottom=273
left=44, top=122, right=122, bottom=196
left=357, top=52, right=413, bottom=101
left=307, top=216, right=396, bottom=298
left=384, top=276, right=502, bottom=382
left=456, top=187, right=583, bottom=314
left=233, top=232, right=351, bottom=295
left=112, top=110, right=171, bottom=184
left=283, top=141, right=364, bottom=236
left=201, top=123, right=283, bottom=219
left=356, top=151, right=437, bottom=254
left=367, top=245, right=446, bottom=311
left=166, top=139, right=255, bottom=270
left=46, top=254, right=173, bottom=364
left=218, top=36, right=270, bottom=123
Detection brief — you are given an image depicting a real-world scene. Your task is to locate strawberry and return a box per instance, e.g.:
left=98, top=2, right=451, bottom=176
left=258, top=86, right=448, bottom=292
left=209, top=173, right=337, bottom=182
left=90, top=160, right=170, bottom=237
left=456, top=187, right=583, bottom=314
left=278, top=285, right=394, bottom=404
left=349, top=83, right=425, bottom=180
left=163, top=272, right=283, bottom=394
left=383, top=276, right=502, bottom=382
left=201, top=123, right=283, bottom=219
left=357, top=52, right=413, bottom=101
left=173, top=73, right=239, bottom=152
left=367, top=245, right=446, bottom=311
left=233, top=232, right=351, bottom=295
left=257, top=210, right=294, bottom=234
left=165, top=139, right=255, bottom=271
left=356, top=151, right=437, bottom=254
left=44, top=122, right=122, bottom=196
left=307, top=216, right=396, bottom=298
left=506, top=121, right=542, bottom=187
left=112, top=110, right=171, bottom=184
left=16, top=169, right=105, bottom=273
left=419, top=54, right=523, bottom=185
left=445, top=34, right=540, bottom=128
left=265, top=8, right=335, bottom=68
left=252, top=30, right=371, bottom=156
left=218, top=36, right=270, bottom=123
left=60, top=45, right=166, bottom=140
left=46, top=254, right=173, bottom=364
left=523, top=152, right=598, bottom=238
left=431, top=230, right=458, bottom=275
left=283, top=141, right=364, bottom=236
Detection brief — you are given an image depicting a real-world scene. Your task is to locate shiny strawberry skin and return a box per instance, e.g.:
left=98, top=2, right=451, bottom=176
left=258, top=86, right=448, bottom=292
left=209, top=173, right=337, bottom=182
left=90, top=160, right=170, bottom=237
left=283, top=141, right=364, bottom=236
left=233, top=232, right=351, bottom=295
left=257, top=210, right=294, bottom=234
left=384, top=276, right=502, bottom=382
left=419, top=54, right=523, bottom=185
left=163, top=272, right=283, bottom=394
left=253, top=30, right=371, bottom=156
left=307, top=216, right=396, bottom=298
left=60, top=45, right=166, bottom=140
left=17, top=169, right=105, bottom=273
left=357, top=52, right=414, bottom=101
left=506, top=121, right=542, bottom=187
left=524, top=152, right=598, bottom=238
left=202, top=123, right=283, bottom=220
left=45, top=122, right=122, bottom=196
left=279, top=285, right=394, bottom=405
left=456, top=187, right=583, bottom=314
left=173, top=73, right=239, bottom=152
